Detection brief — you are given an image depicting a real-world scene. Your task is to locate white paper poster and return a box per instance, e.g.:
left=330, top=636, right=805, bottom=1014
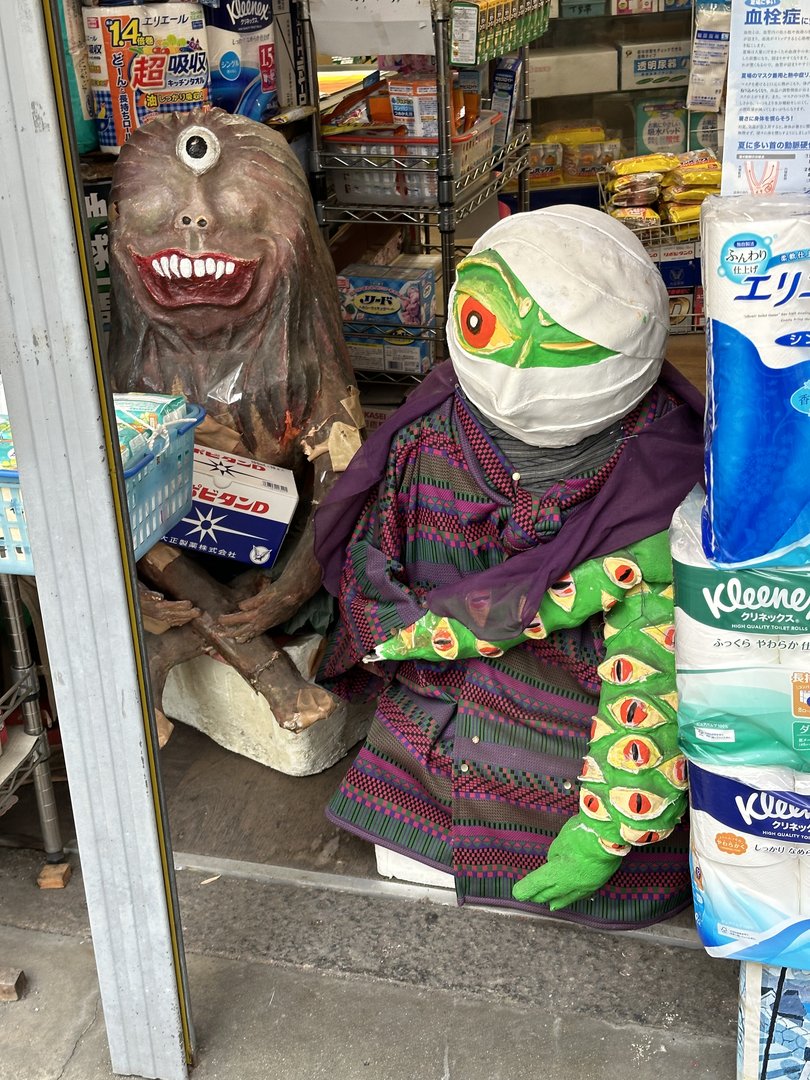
left=310, top=0, right=434, bottom=57
left=723, top=0, right=810, bottom=195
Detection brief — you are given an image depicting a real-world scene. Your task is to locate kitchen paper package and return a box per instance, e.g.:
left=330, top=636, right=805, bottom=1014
left=688, top=761, right=810, bottom=968
left=673, top=489, right=810, bottom=771
left=702, top=194, right=810, bottom=567
left=83, top=4, right=210, bottom=153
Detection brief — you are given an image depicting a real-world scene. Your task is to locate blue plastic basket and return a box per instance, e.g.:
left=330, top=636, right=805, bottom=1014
left=0, top=403, right=205, bottom=575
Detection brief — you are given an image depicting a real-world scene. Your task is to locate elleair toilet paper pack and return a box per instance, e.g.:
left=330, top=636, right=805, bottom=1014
left=702, top=195, right=810, bottom=567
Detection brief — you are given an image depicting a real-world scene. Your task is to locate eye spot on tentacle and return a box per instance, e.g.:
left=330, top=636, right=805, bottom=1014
left=619, top=823, right=674, bottom=845
left=578, top=756, right=605, bottom=783
left=603, top=557, right=641, bottom=589
left=597, top=654, right=659, bottom=685
left=659, top=755, right=689, bottom=790
left=580, top=789, right=612, bottom=820
left=610, top=787, right=675, bottom=821
left=607, top=696, right=667, bottom=730
left=607, top=735, right=662, bottom=773
left=548, top=574, right=576, bottom=611
left=642, top=623, right=676, bottom=652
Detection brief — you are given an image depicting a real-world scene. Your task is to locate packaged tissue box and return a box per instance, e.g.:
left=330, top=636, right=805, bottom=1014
left=672, top=489, right=810, bottom=968
left=163, top=445, right=298, bottom=568
left=702, top=195, right=810, bottom=566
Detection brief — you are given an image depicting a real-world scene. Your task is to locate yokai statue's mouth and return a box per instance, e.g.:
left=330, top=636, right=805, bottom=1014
left=130, top=248, right=259, bottom=308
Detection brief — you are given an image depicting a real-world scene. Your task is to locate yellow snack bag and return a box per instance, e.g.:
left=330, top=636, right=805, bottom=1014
left=665, top=202, right=703, bottom=224
left=535, top=119, right=606, bottom=147
left=609, top=152, right=679, bottom=177
left=607, top=171, right=663, bottom=193
left=662, top=184, right=718, bottom=203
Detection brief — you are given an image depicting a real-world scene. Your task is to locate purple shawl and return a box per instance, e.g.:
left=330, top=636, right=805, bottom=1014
left=315, top=360, right=705, bottom=640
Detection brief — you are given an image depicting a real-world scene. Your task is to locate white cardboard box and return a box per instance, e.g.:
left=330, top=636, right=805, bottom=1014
left=618, top=40, right=691, bottom=91
left=528, top=46, right=618, bottom=98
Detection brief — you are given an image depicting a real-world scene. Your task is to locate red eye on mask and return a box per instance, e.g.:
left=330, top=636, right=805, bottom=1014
left=460, top=295, right=497, bottom=349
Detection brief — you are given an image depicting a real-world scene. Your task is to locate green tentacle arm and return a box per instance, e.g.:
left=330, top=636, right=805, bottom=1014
left=512, top=530, right=689, bottom=911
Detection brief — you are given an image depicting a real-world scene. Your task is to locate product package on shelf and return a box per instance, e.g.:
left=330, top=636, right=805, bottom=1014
left=337, top=262, right=437, bottom=375
left=702, top=195, right=810, bottom=567
left=163, top=445, right=298, bottom=569
left=82, top=177, right=112, bottom=346
left=323, top=109, right=500, bottom=207
left=636, top=97, right=688, bottom=156
left=672, top=490, right=810, bottom=969
left=0, top=392, right=202, bottom=573
left=205, top=0, right=278, bottom=122
left=618, top=40, right=691, bottom=91
left=528, top=45, right=618, bottom=97
left=271, top=0, right=306, bottom=108
left=83, top=3, right=210, bottom=153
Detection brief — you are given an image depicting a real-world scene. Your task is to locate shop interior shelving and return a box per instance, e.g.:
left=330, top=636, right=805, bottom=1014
left=304, top=0, right=533, bottom=375
left=0, top=574, right=63, bottom=861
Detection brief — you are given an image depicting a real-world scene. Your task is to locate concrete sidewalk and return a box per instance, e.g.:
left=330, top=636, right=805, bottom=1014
left=0, top=848, right=739, bottom=1080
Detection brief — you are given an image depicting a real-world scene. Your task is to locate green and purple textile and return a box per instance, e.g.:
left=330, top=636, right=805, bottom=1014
left=317, top=376, right=703, bottom=928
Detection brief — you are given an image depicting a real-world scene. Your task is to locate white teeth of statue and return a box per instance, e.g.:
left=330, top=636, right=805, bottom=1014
left=225, top=262, right=235, bottom=275
left=169, top=253, right=180, bottom=277
left=193, top=259, right=206, bottom=278
left=152, top=259, right=163, bottom=277
left=205, top=257, right=216, bottom=275
left=180, top=258, right=193, bottom=279
left=215, top=260, right=225, bottom=279
left=160, top=256, right=171, bottom=277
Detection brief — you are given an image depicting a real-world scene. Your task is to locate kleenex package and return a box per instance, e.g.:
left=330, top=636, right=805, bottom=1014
left=702, top=195, right=810, bottom=566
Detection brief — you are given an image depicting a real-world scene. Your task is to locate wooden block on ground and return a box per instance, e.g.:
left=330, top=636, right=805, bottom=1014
left=0, top=967, right=26, bottom=1001
left=37, top=862, right=72, bottom=889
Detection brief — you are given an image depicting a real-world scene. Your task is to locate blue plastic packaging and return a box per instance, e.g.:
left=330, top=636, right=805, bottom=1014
left=702, top=194, right=810, bottom=567
left=205, top=2, right=278, bottom=122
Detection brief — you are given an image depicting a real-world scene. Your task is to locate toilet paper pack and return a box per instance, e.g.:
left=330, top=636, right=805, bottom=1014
left=702, top=195, right=810, bottom=567
left=672, top=490, right=810, bottom=772
left=688, top=762, right=810, bottom=968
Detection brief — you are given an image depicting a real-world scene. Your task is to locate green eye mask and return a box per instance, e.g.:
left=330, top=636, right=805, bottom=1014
left=452, top=252, right=615, bottom=369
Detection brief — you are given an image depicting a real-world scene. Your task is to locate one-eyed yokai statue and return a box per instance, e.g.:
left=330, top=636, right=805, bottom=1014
left=108, top=107, right=361, bottom=741
left=314, top=206, right=706, bottom=925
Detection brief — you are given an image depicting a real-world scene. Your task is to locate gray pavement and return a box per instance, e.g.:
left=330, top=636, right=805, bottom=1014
left=0, top=848, right=740, bottom=1079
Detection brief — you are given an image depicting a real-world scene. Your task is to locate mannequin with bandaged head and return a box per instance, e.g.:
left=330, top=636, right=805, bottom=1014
left=449, top=206, right=669, bottom=447
left=316, top=207, right=704, bottom=925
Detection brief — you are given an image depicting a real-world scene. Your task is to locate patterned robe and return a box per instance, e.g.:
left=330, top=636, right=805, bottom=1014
left=322, top=384, right=692, bottom=928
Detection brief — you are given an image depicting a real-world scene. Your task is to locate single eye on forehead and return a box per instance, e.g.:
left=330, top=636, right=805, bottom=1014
left=176, top=126, right=221, bottom=175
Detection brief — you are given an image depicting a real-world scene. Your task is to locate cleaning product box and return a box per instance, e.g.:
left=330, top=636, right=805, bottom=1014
left=619, top=40, right=691, bottom=91
left=671, top=490, right=810, bottom=969
left=451, top=0, right=487, bottom=66
left=636, top=97, right=687, bottom=155
left=528, top=46, right=618, bottom=97
left=271, top=0, right=306, bottom=107
left=337, top=262, right=437, bottom=374
left=490, top=57, right=522, bottom=148
left=702, top=195, right=810, bottom=566
left=163, top=445, right=298, bottom=568
left=388, top=74, right=439, bottom=138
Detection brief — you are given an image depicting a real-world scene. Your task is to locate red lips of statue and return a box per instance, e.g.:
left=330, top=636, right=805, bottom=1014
left=131, top=248, right=259, bottom=308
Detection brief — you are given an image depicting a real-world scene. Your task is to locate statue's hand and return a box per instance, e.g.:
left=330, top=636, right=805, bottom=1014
left=511, top=816, right=624, bottom=911
left=217, top=577, right=300, bottom=643
left=138, top=584, right=201, bottom=632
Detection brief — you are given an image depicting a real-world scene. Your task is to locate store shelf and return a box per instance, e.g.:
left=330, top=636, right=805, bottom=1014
left=319, top=130, right=530, bottom=227
left=0, top=727, right=44, bottom=818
